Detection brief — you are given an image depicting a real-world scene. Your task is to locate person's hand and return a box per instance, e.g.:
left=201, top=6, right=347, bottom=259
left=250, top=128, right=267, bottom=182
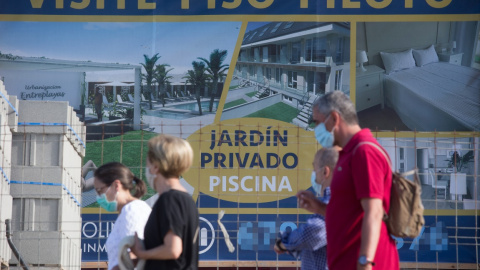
left=273, top=239, right=287, bottom=255
left=273, top=243, right=285, bottom=254
left=296, top=190, right=326, bottom=215
left=130, top=232, right=145, bottom=259
left=297, top=190, right=317, bottom=213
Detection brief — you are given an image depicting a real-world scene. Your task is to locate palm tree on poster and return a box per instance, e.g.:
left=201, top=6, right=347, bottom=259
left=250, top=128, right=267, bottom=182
left=198, top=49, right=228, bottom=112
left=183, top=61, right=209, bottom=116
left=154, top=63, right=174, bottom=107
left=140, top=53, right=160, bottom=110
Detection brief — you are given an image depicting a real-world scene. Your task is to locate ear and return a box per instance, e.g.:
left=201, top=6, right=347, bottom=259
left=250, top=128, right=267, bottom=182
left=323, top=166, right=331, bottom=178
left=113, top=179, right=122, bottom=191
left=331, top=111, right=340, bottom=126
left=150, top=164, right=160, bottom=175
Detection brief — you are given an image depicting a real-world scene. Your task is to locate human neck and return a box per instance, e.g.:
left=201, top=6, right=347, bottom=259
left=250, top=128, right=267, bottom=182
left=155, top=177, right=187, bottom=195
left=337, top=123, right=362, bottom=148
left=117, top=192, right=137, bottom=212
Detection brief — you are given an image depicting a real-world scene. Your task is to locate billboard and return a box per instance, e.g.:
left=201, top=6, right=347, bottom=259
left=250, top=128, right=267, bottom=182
left=0, top=1, right=479, bottom=269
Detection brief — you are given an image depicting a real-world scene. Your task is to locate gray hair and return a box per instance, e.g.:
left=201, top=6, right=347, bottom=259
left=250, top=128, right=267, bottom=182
left=315, top=147, right=339, bottom=170
left=313, top=91, right=358, bottom=125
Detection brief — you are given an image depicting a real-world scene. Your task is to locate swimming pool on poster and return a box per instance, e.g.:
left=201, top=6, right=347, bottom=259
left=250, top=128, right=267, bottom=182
left=171, top=101, right=218, bottom=111
left=144, top=110, right=192, bottom=120
left=145, top=101, right=219, bottom=120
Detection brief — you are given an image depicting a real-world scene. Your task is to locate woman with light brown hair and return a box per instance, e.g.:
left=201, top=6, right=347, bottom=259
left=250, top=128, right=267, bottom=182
left=132, top=134, right=199, bottom=270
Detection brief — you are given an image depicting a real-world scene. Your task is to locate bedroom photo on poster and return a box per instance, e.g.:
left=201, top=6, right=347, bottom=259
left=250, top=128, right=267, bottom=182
left=355, top=21, right=480, bottom=132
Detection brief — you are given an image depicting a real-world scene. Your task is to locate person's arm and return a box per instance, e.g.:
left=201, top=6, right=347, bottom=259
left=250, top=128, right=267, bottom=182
left=357, top=198, right=383, bottom=270
left=132, top=231, right=183, bottom=260
left=82, top=160, right=96, bottom=178
left=296, top=190, right=327, bottom=216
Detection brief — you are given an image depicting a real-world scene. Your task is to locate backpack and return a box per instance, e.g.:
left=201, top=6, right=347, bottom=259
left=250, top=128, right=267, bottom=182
left=353, top=142, right=425, bottom=238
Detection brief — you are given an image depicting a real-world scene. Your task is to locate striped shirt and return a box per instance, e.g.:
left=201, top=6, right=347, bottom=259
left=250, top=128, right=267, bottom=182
left=279, top=188, right=330, bottom=270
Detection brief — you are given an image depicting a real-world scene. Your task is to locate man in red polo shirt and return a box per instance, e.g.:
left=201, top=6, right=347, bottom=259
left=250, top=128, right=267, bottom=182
left=297, top=91, right=399, bottom=270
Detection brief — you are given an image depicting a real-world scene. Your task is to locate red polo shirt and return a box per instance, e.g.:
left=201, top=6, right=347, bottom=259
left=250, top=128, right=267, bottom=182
left=326, top=129, right=399, bottom=269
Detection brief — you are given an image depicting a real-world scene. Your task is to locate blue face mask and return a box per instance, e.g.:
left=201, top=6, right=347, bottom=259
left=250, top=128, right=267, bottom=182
left=314, top=114, right=335, bottom=148
left=311, top=171, right=322, bottom=196
left=96, top=186, right=117, bottom=212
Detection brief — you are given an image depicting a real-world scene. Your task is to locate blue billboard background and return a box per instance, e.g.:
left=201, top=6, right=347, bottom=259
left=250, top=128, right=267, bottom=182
left=81, top=212, right=480, bottom=263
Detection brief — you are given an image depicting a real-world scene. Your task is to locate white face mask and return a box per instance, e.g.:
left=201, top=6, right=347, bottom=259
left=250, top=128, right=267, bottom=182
left=314, top=114, right=335, bottom=148
left=311, top=171, right=322, bottom=196
left=145, top=166, right=157, bottom=190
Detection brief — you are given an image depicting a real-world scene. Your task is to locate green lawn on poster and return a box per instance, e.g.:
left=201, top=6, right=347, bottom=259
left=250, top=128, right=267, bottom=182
left=245, top=102, right=298, bottom=123
left=224, top=99, right=247, bottom=109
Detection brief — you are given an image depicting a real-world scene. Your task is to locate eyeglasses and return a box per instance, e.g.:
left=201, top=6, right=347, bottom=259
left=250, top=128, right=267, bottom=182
left=95, top=185, right=109, bottom=196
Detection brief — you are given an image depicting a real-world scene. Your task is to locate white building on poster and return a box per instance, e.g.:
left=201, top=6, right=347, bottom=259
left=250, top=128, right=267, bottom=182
left=236, top=22, right=351, bottom=97
left=0, top=56, right=142, bottom=128
left=227, top=22, right=351, bottom=128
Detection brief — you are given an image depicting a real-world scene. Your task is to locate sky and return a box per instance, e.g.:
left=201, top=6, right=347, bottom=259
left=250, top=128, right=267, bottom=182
left=0, top=21, right=242, bottom=80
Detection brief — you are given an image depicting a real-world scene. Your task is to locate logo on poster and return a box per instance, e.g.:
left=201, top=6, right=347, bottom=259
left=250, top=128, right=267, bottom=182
left=199, top=217, right=215, bottom=254
left=21, top=84, right=66, bottom=100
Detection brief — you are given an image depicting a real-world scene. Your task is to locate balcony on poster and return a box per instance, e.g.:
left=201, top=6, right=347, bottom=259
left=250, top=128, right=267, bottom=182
left=28, top=0, right=453, bottom=10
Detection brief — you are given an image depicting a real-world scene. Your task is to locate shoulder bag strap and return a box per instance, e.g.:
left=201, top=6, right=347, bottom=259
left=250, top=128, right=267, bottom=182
left=352, top=141, right=393, bottom=171
left=352, top=141, right=418, bottom=182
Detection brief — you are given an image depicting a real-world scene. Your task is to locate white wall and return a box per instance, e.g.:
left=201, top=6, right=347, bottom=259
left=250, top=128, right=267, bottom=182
left=1, top=70, right=82, bottom=109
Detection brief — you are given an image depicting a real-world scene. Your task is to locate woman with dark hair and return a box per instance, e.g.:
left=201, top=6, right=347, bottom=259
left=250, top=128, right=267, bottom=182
left=94, top=162, right=151, bottom=270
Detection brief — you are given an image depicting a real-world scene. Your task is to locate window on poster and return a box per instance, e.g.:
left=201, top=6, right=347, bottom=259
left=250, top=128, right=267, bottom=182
left=336, top=37, right=345, bottom=63
left=287, top=71, right=297, bottom=89
left=314, top=38, right=327, bottom=62
left=277, top=44, right=287, bottom=63
left=259, top=26, right=269, bottom=37
left=284, top=22, right=294, bottom=29
left=399, top=147, right=405, bottom=173
left=271, top=22, right=282, bottom=33
left=265, top=67, right=272, bottom=80
left=262, top=46, right=268, bottom=62
left=335, top=69, right=343, bottom=90
left=254, top=47, right=260, bottom=62
left=305, top=39, right=313, bottom=61
left=275, top=68, right=282, bottom=85
left=291, top=42, right=301, bottom=63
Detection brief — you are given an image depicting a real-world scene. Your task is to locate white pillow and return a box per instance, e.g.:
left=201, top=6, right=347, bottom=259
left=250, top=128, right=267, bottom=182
left=380, top=49, right=416, bottom=74
left=412, top=44, right=439, bottom=67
